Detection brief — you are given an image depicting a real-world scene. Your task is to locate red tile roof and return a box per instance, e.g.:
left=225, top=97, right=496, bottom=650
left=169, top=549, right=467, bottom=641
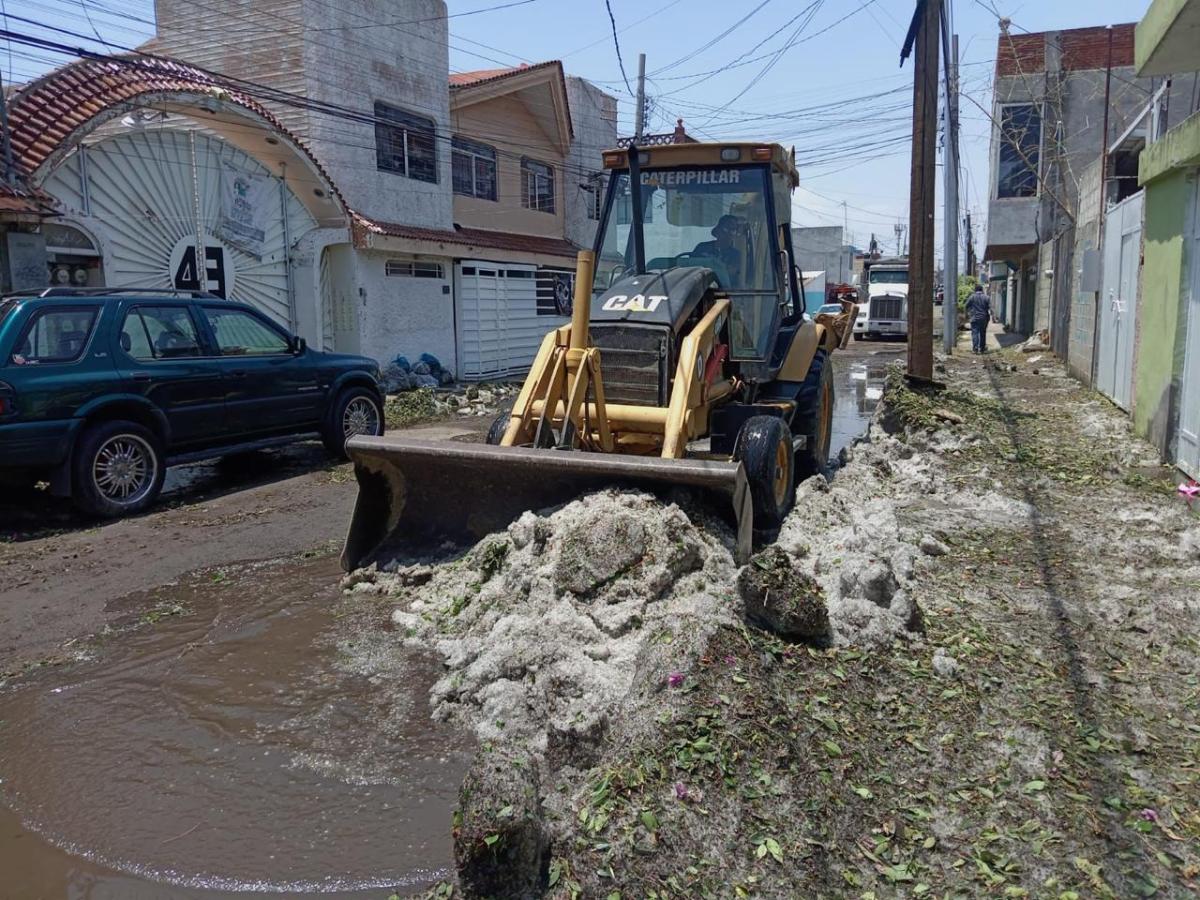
left=352, top=213, right=579, bottom=260
left=0, top=182, right=57, bottom=215
left=5, top=54, right=345, bottom=210
left=449, top=60, right=561, bottom=88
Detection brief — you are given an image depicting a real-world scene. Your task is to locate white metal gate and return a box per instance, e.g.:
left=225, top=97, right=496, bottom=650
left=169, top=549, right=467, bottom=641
left=455, top=261, right=569, bottom=379
left=43, top=129, right=316, bottom=328
left=1096, top=191, right=1144, bottom=410
left=1178, top=181, right=1200, bottom=479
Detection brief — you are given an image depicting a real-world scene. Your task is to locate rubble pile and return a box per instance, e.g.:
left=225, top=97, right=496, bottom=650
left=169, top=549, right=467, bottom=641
left=344, top=417, right=945, bottom=763
left=348, top=491, right=740, bottom=755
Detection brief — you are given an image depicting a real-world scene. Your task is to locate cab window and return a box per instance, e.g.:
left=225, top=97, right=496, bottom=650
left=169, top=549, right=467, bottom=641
left=11, top=306, right=98, bottom=365
left=120, top=306, right=202, bottom=360
left=202, top=307, right=290, bottom=356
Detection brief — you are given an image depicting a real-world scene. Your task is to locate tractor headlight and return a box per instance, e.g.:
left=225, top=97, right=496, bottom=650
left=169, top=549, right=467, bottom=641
left=695, top=352, right=705, bottom=382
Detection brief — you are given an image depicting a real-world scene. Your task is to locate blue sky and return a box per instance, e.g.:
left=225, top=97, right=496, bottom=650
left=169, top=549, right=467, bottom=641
left=3, top=0, right=1151, bottom=261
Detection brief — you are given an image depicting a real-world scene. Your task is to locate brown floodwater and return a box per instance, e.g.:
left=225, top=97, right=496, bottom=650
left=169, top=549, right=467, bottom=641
left=0, top=555, right=472, bottom=899
left=830, top=342, right=900, bottom=460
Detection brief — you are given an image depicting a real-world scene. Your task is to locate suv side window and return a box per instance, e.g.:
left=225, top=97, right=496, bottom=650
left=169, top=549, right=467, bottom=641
left=12, top=306, right=99, bottom=365
left=201, top=307, right=289, bottom=356
left=120, top=306, right=202, bottom=360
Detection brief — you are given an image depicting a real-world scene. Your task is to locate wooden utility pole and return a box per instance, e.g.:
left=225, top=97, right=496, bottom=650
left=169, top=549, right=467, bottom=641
left=965, top=211, right=975, bottom=279
left=905, top=0, right=939, bottom=381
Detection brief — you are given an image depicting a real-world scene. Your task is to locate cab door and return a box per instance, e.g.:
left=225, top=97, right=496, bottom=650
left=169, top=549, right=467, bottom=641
left=114, top=303, right=229, bottom=449
left=196, top=304, right=321, bottom=435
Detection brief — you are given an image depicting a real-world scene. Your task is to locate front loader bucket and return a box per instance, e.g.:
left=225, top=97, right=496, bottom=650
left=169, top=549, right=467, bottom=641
left=340, top=436, right=752, bottom=571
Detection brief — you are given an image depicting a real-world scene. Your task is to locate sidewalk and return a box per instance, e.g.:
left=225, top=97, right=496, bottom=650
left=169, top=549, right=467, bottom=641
left=953, top=317, right=1024, bottom=354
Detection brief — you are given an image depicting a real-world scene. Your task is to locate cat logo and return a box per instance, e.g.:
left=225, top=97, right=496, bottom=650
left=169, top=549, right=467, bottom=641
left=601, top=293, right=667, bottom=313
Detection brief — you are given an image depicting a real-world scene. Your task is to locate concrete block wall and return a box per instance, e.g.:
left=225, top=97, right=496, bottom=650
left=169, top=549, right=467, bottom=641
left=152, top=0, right=310, bottom=136
left=564, top=76, right=618, bottom=251
left=1067, top=158, right=1102, bottom=381
left=154, top=0, right=454, bottom=229
left=300, top=0, right=453, bottom=230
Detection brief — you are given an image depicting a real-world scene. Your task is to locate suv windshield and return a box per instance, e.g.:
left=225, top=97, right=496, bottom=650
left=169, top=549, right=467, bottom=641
left=594, top=166, right=781, bottom=360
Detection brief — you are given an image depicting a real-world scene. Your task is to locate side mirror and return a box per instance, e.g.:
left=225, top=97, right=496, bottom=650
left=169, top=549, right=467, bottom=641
left=292, top=336, right=307, bottom=354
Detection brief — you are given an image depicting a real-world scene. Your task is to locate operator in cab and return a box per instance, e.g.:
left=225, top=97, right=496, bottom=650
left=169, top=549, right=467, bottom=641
left=691, top=214, right=745, bottom=285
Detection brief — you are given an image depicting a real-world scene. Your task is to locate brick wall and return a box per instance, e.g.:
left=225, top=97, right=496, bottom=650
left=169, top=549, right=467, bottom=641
left=997, top=33, right=1044, bottom=77
left=996, top=23, right=1136, bottom=77
left=1060, top=24, right=1135, bottom=71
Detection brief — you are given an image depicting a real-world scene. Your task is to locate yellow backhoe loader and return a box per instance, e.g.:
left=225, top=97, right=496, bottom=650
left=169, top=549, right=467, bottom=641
left=342, top=141, right=856, bottom=569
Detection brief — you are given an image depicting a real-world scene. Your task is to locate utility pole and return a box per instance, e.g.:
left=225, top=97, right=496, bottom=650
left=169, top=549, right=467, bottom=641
left=942, top=16, right=959, bottom=354
left=964, top=210, right=975, bottom=279
left=905, top=0, right=940, bottom=381
left=634, top=53, right=647, bottom=142
left=0, top=71, right=15, bottom=187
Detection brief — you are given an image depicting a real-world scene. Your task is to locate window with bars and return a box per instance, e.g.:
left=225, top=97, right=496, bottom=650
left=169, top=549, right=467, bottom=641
left=385, top=260, right=445, bottom=279
left=521, top=158, right=555, bottom=213
left=375, top=101, right=438, bottom=183
left=452, top=137, right=498, bottom=201
left=585, top=173, right=605, bottom=221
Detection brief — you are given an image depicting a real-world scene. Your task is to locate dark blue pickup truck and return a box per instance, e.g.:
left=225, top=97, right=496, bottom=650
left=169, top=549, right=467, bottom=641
left=0, top=288, right=384, bottom=517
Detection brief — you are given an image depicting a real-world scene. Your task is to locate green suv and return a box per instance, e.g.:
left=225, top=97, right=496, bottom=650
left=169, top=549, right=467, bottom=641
left=0, top=288, right=385, bottom=517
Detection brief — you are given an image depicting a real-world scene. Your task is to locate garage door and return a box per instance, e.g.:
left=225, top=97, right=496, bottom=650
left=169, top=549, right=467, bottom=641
left=454, top=261, right=572, bottom=379
left=43, top=128, right=316, bottom=329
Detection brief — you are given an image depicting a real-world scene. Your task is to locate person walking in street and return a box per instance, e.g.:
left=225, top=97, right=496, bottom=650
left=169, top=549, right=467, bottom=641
left=965, top=283, right=992, bottom=354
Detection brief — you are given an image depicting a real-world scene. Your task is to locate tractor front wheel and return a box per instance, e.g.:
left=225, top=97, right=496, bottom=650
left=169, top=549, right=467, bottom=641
left=734, top=415, right=795, bottom=530
left=793, top=351, right=834, bottom=480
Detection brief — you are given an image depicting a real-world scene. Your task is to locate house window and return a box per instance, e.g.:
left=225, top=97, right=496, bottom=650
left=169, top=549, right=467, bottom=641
left=585, top=173, right=605, bottom=221
left=375, top=102, right=438, bottom=183
left=386, top=260, right=445, bottom=279
left=452, top=137, right=497, bottom=201
left=521, top=158, right=555, bottom=213
left=996, top=103, right=1041, bottom=199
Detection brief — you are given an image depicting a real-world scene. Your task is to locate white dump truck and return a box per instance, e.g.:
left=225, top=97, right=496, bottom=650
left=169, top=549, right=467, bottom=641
left=853, top=256, right=908, bottom=340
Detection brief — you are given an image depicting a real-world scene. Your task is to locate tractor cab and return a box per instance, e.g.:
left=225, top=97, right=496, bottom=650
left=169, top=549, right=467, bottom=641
left=591, top=143, right=802, bottom=368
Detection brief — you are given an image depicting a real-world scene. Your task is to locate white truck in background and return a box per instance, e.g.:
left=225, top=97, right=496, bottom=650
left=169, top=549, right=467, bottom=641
left=853, top=256, right=908, bottom=340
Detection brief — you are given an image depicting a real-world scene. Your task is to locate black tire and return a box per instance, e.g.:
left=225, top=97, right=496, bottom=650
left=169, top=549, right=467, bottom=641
left=485, top=404, right=514, bottom=446
left=71, top=419, right=166, bottom=518
left=323, top=387, right=384, bottom=458
left=853, top=331, right=863, bottom=341
left=792, top=349, right=834, bottom=480
left=733, top=415, right=795, bottom=530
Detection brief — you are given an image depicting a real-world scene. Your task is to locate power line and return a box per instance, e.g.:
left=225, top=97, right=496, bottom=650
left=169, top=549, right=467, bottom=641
left=602, top=0, right=633, bottom=97
left=648, top=0, right=776, bottom=77
left=0, top=27, right=622, bottom=188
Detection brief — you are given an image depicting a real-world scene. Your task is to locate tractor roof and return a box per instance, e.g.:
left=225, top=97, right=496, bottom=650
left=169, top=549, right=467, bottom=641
left=601, top=142, right=799, bottom=188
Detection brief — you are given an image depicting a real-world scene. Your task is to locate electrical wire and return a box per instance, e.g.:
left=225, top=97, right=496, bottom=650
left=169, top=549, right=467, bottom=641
left=602, top=0, right=633, bottom=97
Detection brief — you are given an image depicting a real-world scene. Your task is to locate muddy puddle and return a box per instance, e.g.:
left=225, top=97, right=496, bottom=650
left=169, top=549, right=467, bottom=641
left=830, top=343, right=901, bottom=459
left=0, top=555, right=472, bottom=898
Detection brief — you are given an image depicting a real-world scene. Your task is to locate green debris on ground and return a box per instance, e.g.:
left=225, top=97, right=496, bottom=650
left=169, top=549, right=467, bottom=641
left=385, top=388, right=441, bottom=428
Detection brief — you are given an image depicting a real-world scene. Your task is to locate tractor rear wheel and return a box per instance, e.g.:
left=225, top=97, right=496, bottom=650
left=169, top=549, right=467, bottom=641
left=734, top=415, right=795, bottom=530
left=793, top=350, right=834, bottom=480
